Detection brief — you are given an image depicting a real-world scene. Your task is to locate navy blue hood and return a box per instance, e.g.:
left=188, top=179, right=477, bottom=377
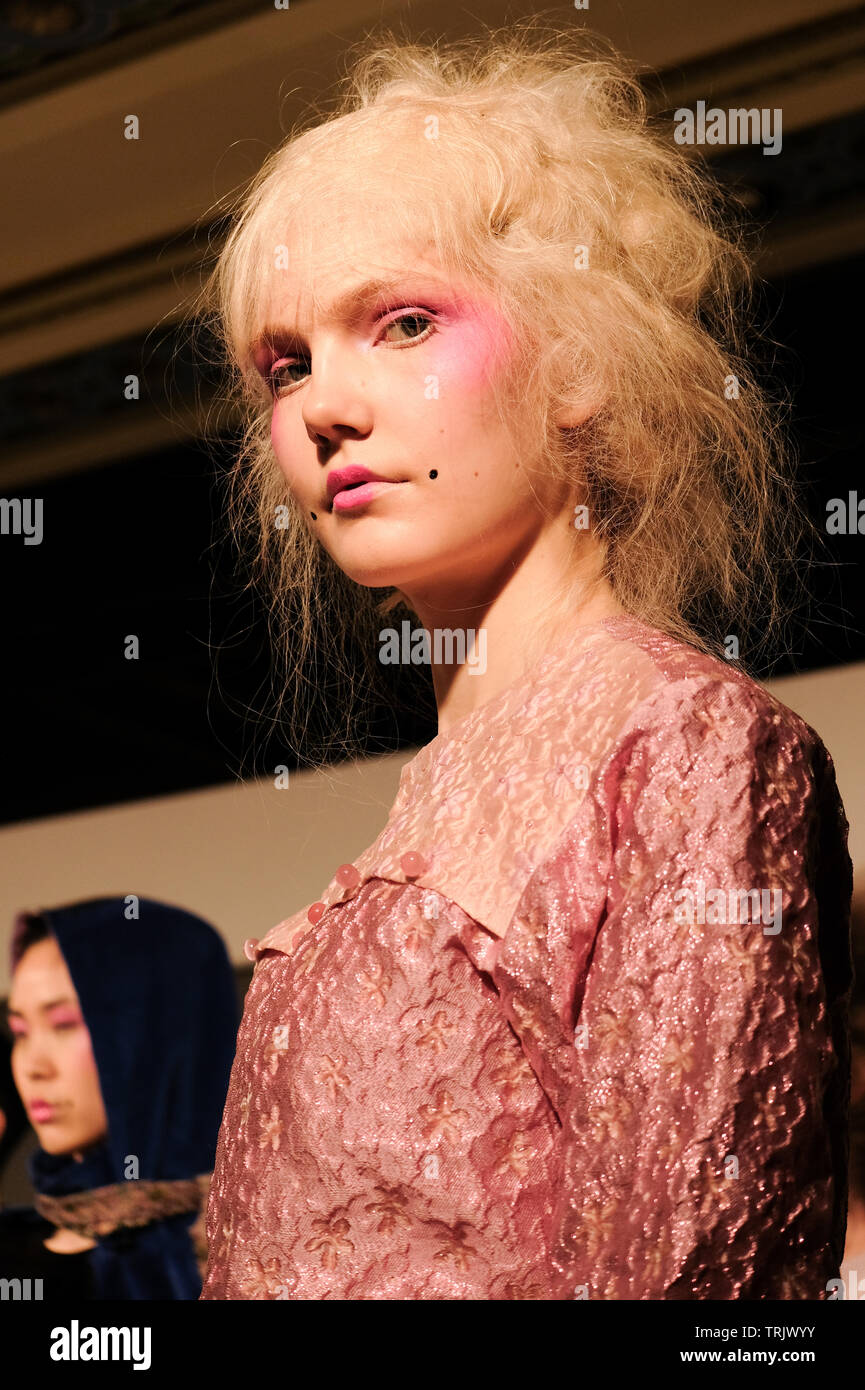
left=12, top=895, right=239, bottom=1297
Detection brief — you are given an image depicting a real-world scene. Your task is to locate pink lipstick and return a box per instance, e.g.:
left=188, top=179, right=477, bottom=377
left=28, top=1100, right=58, bottom=1123
left=326, top=465, right=405, bottom=513
left=332, top=480, right=404, bottom=512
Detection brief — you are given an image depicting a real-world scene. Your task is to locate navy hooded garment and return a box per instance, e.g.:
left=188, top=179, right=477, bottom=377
left=16, top=896, right=239, bottom=1299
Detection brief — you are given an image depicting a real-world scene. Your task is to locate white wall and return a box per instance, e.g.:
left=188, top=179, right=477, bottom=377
left=0, top=660, right=863, bottom=995
left=0, top=751, right=410, bottom=996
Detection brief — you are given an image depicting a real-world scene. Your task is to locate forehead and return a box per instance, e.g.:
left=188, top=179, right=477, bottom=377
left=245, top=122, right=478, bottom=352
left=9, top=937, right=75, bottom=1004
left=255, top=221, right=453, bottom=340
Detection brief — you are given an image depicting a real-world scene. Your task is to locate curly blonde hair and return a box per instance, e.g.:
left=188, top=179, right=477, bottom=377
left=192, top=17, right=817, bottom=769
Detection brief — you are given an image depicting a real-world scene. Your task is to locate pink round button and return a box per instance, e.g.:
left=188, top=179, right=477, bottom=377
left=335, top=863, right=360, bottom=888
left=243, top=937, right=259, bottom=962
left=400, top=851, right=427, bottom=878
left=307, top=901, right=326, bottom=925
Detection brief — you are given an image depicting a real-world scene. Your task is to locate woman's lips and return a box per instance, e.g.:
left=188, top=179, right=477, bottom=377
left=28, top=1101, right=58, bottom=1123
left=332, top=480, right=404, bottom=513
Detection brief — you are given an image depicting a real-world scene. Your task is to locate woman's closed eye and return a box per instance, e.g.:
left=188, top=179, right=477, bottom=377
left=266, top=309, right=437, bottom=397
left=7, top=1005, right=83, bottom=1038
left=8, top=1021, right=79, bottom=1039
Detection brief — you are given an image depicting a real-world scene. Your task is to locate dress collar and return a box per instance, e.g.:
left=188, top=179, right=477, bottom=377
left=255, top=614, right=661, bottom=958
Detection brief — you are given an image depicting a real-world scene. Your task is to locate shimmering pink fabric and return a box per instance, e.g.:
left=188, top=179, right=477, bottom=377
left=202, top=615, right=853, bottom=1299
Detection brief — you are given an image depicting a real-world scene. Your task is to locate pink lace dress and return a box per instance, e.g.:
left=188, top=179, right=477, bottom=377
left=201, top=615, right=853, bottom=1299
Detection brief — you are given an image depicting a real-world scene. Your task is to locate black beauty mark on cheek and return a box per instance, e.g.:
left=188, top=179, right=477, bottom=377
left=429, top=471, right=437, bottom=479
left=310, top=512, right=317, bottom=519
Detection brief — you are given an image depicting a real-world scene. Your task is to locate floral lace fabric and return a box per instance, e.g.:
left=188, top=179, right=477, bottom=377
left=201, top=616, right=853, bottom=1298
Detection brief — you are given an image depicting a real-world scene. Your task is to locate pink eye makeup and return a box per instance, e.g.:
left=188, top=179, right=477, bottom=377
left=47, top=1009, right=83, bottom=1029
left=253, top=300, right=443, bottom=398
left=265, top=357, right=308, bottom=395
left=6, top=1005, right=83, bottom=1035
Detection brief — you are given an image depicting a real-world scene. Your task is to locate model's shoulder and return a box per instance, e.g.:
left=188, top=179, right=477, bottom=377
left=598, top=616, right=823, bottom=755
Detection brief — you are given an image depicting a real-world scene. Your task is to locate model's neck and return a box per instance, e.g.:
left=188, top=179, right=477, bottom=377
left=43, top=1226, right=97, bottom=1254
left=414, top=580, right=626, bottom=736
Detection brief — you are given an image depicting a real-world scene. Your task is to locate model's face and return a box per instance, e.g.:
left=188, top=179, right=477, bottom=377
left=253, top=217, right=571, bottom=609
left=7, top=938, right=108, bottom=1156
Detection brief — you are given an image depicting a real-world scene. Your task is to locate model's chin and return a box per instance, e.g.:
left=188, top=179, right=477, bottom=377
left=34, top=1127, right=75, bottom=1154
left=319, top=540, right=419, bottom=592
left=340, top=566, right=409, bottom=591
left=35, top=1124, right=103, bottom=1156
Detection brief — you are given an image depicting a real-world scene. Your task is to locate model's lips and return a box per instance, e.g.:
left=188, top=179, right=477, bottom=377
left=331, top=480, right=404, bottom=513
left=28, top=1100, right=59, bottom=1124
left=326, top=465, right=386, bottom=499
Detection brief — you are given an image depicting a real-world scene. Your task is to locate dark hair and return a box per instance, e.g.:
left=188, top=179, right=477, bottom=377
left=2, top=914, right=51, bottom=1173
left=849, top=899, right=865, bottom=1204
left=10, top=911, right=52, bottom=971
left=0, top=1030, right=28, bottom=1173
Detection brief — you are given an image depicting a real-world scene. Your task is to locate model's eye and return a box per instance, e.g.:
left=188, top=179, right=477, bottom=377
left=381, top=312, right=435, bottom=344
left=265, top=310, right=435, bottom=398
left=267, top=358, right=309, bottom=395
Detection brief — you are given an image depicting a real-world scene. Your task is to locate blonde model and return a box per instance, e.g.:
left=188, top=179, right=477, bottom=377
left=196, top=23, right=852, bottom=1300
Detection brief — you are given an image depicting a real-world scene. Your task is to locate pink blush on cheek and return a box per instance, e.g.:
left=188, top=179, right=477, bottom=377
left=270, top=408, right=299, bottom=480
left=429, top=307, right=514, bottom=391
left=66, top=1027, right=100, bottom=1074
left=270, top=409, right=282, bottom=452
left=48, top=1009, right=83, bottom=1027
left=270, top=400, right=297, bottom=453
left=270, top=409, right=291, bottom=479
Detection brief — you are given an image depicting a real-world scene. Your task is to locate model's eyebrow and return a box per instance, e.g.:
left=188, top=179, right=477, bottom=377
left=248, top=274, right=452, bottom=364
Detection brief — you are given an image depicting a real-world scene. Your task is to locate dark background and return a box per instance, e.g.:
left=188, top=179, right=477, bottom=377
left=0, top=1, right=863, bottom=827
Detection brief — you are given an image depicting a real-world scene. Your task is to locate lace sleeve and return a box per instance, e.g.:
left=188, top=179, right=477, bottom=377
left=534, top=687, right=853, bottom=1298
